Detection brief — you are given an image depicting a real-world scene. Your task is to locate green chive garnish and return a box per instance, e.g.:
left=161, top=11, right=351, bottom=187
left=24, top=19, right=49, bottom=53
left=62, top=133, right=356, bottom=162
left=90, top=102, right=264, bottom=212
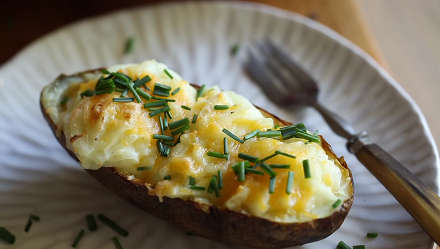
left=163, top=115, right=168, bottom=129
left=97, top=214, right=129, bottom=237
left=190, top=185, right=206, bottom=190
left=162, top=140, right=174, bottom=146
left=149, top=105, right=171, bottom=117
left=218, top=170, right=223, bottom=189
left=260, top=153, right=278, bottom=162
left=269, top=164, right=290, bottom=169
left=80, top=89, right=94, bottom=97
left=260, top=162, right=277, bottom=178
left=286, top=171, right=294, bottom=194
left=112, top=237, right=124, bottom=249
left=171, top=87, right=181, bottom=95
left=237, top=161, right=246, bottom=182
left=269, top=177, right=276, bottom=194
left=189, top=176, right=196, bottom=186
left=60, top=96, right=69, bottom=105
left=257, top=130, right=281, bottom=138
left=332, top=199, right=342, bottom=208
left=153, top=83, right=172, bottom=97
left=135, top=88, right=152, bottom=101
left=303, top=159, right=311, bottom=178
left=24, top=219, right=32, bottom=232
left=71, top=229, right=85, bottom=248
left=367, top=233, right=378, bottom=238
left=214, top=105, right=229, bottom=110
left=230, top=44, right=239, bottom=56
left=171, top=124, right=190, bottom=136
left=353, top=245, right=366, bottom=249
left=120, top=88, right=129, bottom=97
left=210, top=175, right=221, bottom=197
left=169, top=118, right=190, bottom=130
left=153, top=134, right=174, bottom=141
left=196, top=84, right=205, bottom=100
left=143, top=100, right=166, bottom=108
left=133, top=75, right=152, bottom=88
left=192, top=114, right=198, bottom=123
left=223, top=137, right=228, bottom=155
left=181, top=105, right=191, bottom=110
left=207, top=151, right=228, bottom=159
left=137, top=166, right=150, bottom=171
left=151, top=96, right=176, bottom=102
left=101, top=69, right=111, bottom=74
left=275, top=150, right=296, bottom=159
left=0, top=227, right=15, bottom=244
left=115, top=88, right=125, bottom=92
left=86, top=214, right=97, bottom=231
left=164, top=69, right=174, bottom=79
left=164, top=175, right=171, bottom=180
left=337, top=241, right=351, bottom=249
left=274, top=124, right=280, bottom=129
left=244, top=129, right=260, bottom=140
left=313, top=130, right=319, bottom=136
left=245, top=168, right=264, bottom=175
left=166, top=111, right=173, bottom=120
left=159, top=116, right=165, bottom=134
left=238, top=153, right=260, bottom=163
left=125, top=36, right=135, bottom=55
left=127, top=82, right=141, bottom=103
left=29, top=215, right=40, bottom=221
left=113, top=97, right=134, bottom=102
left=222, top=128, right=244, bottom=143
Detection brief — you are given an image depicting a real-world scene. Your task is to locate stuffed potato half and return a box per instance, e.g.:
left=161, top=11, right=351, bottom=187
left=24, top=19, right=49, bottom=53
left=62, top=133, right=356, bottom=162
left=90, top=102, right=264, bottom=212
left=40, top=60, right=353, bottom=249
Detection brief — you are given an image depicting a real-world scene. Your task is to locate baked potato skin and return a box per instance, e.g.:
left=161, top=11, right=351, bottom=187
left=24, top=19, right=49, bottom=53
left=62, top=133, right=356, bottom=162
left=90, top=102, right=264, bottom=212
left=40, top=71, right=354, bottom=249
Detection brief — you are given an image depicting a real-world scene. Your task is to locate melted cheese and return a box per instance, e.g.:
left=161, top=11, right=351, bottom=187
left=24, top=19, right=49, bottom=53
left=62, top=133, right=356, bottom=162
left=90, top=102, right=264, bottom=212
left=56, top=60, right=352, bottom=223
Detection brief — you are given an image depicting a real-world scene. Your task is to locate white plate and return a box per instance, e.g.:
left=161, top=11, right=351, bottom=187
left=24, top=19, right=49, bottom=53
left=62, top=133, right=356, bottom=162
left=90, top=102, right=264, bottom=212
left=0, top=2, right=438, bottom=249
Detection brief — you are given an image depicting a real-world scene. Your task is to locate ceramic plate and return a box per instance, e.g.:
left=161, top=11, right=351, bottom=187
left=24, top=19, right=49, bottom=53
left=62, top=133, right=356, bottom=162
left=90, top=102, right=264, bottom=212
left=0, top=2, right=438, bottom=249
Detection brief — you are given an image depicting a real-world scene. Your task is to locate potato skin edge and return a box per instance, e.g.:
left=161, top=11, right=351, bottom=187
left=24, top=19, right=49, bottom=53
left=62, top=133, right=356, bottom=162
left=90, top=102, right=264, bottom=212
left=40, top=72, right=354, bottom=249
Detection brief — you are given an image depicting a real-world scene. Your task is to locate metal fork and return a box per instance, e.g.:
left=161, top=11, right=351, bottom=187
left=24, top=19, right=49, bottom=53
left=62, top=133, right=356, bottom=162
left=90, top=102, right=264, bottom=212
left=244, top=39, right=440, bottom=245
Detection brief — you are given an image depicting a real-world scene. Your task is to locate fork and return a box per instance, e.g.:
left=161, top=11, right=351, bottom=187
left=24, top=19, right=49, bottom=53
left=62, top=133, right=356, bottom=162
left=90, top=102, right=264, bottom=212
left=244, top=39, right=440, bottom=245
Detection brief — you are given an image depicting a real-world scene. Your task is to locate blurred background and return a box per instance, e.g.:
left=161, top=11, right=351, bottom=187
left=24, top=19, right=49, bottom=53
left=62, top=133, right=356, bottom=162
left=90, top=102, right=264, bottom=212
left=1, top=0, right=439, bottom=154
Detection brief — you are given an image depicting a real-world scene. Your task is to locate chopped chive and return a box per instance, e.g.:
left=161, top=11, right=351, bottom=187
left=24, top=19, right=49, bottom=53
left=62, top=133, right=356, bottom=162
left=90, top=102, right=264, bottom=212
left=260, top=153, right=278, bottom=162
left=120, top=88, right=129, bottom=97
left=60, top=96, right=69, bottom=105
left=275, top=150, right=296, bottom=159
left=269, top=177, right=276, bottom=194
left=238, top=153, right=260, bottom=163
left=163, top=115, right=168, bottom=129
left=97, top=214, right=129, bottom=237
left=237, top=161, right=246, bottom=182
left=115, top=88, right=125, bottom=92
left=303, top=159, right=311, bottom=178
left=133, top=75, right=152, bottom=88
left=153, top=134, right=174, bottom=141
left=113, top=97, right=134, bottom=102
left=222, top=128, right=244, bottom=143
left=143, top=100, right=167, bottom=108
left=143, top=84, right=150, bottom=91
left=149, top=105, right=171, bottom=117
left=148, top=108, right=162, bottom=111
left=162, top=140, right=174, bottom=146
left=151, top=96, right=176, bottom=102
left=137, top=166, right=150, bottom=171
left=127, top=82, right=141, bottom=103
left=86, top=214, right=97, bottom=231
left=24, top=219, right=32, bottom=232
left=223, top=137, right=228, bottom=155
left=71, top=229, right=84, bottom=248
left=366, top=233, right=378, bottom=238
left=169, top=118, right=190, bottom=130
left=112, top=72, right=131, bottom=83
left=245, top=167, right=264, bottom=175
left=337, top=241, right=351, bottom=249
left=244, top=129, right=260, bottom=140
left=217, top=170, right=223, bottom=189
left=207, top=151, right=228, bottom=159
left=192, top=114, right=198, bottom=123
left=353, top=246, right=366, bottom=249
left=274, top=124, right=280, bottom=129
left=207, top=181, right=214, bottom=194
left=155, top=83, right=172, bottom=90
left=101, top=69, right=111, bottom=74
left=269, top=164, right=290, bottom=169
left=80, top=89, right=94, bottom=97
left=164, top=175, right=171, bottom=180
left=260, top=162, right=277, bottom=178
left=112, top=237, right=124, bottom=249
left=171, top=87, right=181, bottom=95
left=164, top=69, right=174, bottom=79
left=159, top=116, right=165, bottom=135
left=332, top=199, right=342, bottom=208
left=166, top=111, right=173, bottom=119
left=295, top=130, right=321, bottom=143
left=286, top=171, right=294, bottom=194
left=214, top=105, right=229, bottom=110
left=153, top=83, right=171, bottom=97
left=313, top=130, right=319, bottom=136
left=125, top=36, right=135, bottom=55
left=29, top=215, right=40, bottom=221
left=210, top=175, right=220, bottom=197
left=135, top=88, right=152, bottom=101
left=181, top=105, right=191, bottom=110
left=171, top=124, right=190, bottom=136
left=196, top=84, right=205, bottom=100
left=230, top=44, right=239, bottom=56
left=257, top=130, right=281, bottom=138
left=160, top=145, right=171, bottom=157
left=190, top=185, right=206, bottom=190
left=0, top=227, right=15, bottom=244
left=189, top=176, right=196, bottom=186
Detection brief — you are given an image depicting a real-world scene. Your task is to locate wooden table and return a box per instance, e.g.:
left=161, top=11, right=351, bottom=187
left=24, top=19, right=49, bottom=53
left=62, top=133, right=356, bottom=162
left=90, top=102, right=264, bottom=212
left=1, top=0, right=438, bottom=248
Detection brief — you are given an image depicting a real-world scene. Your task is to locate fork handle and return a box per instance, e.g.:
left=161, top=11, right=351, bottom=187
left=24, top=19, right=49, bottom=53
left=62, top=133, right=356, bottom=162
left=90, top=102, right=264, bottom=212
left=348, top=133, right=440, bottom=245
left=312, top=103, right=355, bottom=139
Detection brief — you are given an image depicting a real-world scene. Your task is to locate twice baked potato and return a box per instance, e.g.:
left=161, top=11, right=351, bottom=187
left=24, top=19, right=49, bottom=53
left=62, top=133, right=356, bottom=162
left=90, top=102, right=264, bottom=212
left=40, top=60, right=353, bottom=249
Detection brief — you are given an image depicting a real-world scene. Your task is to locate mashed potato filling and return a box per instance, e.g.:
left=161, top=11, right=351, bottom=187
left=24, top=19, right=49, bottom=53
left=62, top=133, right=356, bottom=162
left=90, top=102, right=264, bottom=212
left=53, top=60, right=352, bottom=223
